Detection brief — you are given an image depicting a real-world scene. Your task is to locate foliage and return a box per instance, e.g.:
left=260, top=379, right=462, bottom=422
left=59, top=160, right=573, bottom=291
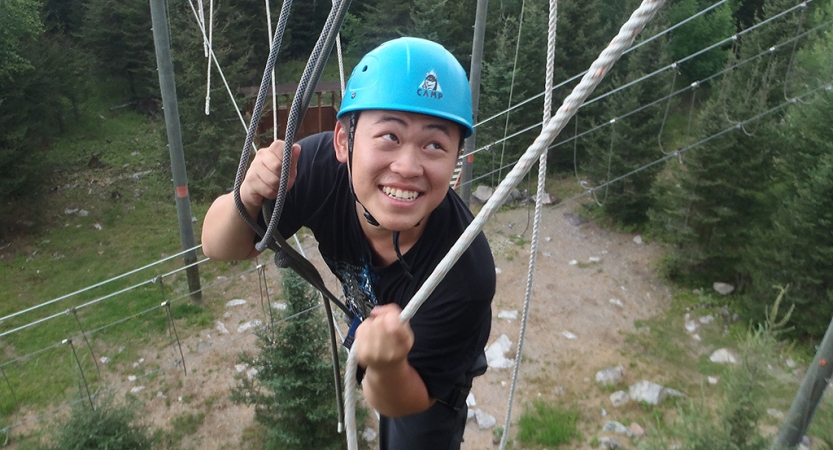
left=516, top=400, right=582, bottom=446
left=80, top=0, right=156, bottom=99
left=741, top=92, right=833, bottom=336
left=231, top=270, right=345, bottom=450
left=667, top=0, right=734, bottom=83
left=0, top=4, right=89, bottom=222
left=647, top=0, right=813, bottom=286
left=0, top=0, right=42, bottom=83
left=41, top=395, right=153, bottom=450
left=638, top=289, right=793, bottom=450
left=582, top=17, right=671, bottom=227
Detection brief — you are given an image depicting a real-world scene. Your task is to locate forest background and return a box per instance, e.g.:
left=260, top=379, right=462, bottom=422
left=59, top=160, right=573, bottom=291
left=2, top=0, right=831, bottom=338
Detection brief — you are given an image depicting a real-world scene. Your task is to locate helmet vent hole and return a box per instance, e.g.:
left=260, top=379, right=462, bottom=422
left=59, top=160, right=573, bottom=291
left=362, top=65, right=368, bottom=72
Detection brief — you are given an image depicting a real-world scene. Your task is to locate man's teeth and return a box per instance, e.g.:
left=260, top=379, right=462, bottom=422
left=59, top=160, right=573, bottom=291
left=383, top=186, right=419, bottom=201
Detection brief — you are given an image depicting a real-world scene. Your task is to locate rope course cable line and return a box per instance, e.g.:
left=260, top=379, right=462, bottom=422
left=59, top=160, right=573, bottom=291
left=0, top=244, right=202, bottom=325
left=1, top=290, right=326, bottom=436
left=544, top=80, right=832, bottom=215
left=0, top=257, right=210, bottom=339
left=0, top=260, right=256, bottom=370
left=496, top=0, right=528, bottom=185
left=463, top=0, right=814, bottom=161
left=475, top=0, right=730, bottom=129
left=185, top=0, right=253, bottom=136
left=457, top=14, right=833, bottom=187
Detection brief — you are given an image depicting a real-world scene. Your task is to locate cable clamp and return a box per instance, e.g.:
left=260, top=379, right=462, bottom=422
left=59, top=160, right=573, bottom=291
left=161, top=301, right=170, bottom=307
left=691, top=81, right=699, bottom=88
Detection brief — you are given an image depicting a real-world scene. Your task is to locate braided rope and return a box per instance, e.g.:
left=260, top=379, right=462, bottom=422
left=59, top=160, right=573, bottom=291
left=230, top=0, right=293, bottom=237
left=499, top=0, right=558, bottom=447
left=255, top=0, right=353, bottom=251
left=345, top=1, right=666, bottom=448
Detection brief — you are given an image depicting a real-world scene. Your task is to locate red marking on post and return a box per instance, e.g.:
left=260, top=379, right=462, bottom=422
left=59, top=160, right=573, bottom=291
left=467, top=154, right=474, bottom=163
left=176, top=185, right=189, bottom=198
left=821, top=358, right=827, bottom=367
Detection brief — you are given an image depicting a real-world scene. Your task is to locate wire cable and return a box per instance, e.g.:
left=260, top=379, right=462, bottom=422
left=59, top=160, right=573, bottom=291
left=0, top=245, right=203, bottom=326
left=475, top=0, right=730, bottom=129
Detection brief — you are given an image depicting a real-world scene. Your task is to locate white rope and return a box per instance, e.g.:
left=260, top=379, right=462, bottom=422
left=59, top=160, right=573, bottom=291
left=337, top=33, right=346, bottom=95
left=497, top=0, right=527, bottom=184
left=499, top=0, right=557, bottom=447
left=345, top=1, right=667, bottom=448
left=186, top=0, right=251, bottom=134
left=265, top=0, right=278, bottom=140
left=204, top=0, right=214, bottom=115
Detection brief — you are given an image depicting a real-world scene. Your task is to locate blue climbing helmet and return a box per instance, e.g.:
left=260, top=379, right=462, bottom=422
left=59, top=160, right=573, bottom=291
left=337, top=37, right=474, bottom=138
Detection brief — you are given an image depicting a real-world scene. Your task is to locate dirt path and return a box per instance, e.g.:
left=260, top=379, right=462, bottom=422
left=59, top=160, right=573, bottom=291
left=462, top=205, right=670, bottom=449
left=18, top=201, right=669, bottom=449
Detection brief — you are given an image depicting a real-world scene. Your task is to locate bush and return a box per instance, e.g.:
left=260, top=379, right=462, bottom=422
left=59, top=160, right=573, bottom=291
left=231, top=269, right=346, bottom=450
left=43, top=395, right=152, bottom=450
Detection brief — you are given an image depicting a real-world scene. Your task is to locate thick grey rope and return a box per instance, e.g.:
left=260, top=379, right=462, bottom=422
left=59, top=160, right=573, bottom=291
left=255, top=0, right=353, bottom=252
left=231, top=0, right=293, bottom=238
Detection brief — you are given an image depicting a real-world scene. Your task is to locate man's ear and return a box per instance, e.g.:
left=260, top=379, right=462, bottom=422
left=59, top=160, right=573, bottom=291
left=333, top=120, right=349, bottom=163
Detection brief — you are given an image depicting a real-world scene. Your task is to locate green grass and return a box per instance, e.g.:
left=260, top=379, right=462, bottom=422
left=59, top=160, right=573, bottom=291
left=516, top=400, right=582, bottom=447
left=0, top=95, right=220, bottom=429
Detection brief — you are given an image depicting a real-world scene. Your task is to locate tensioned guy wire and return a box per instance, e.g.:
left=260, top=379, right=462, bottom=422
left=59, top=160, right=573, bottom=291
left=458, top=15, right=833, bottom=168
left=475, top=0, right=730, bottom=129
left=0, top=244, right=202, bottom=324
left=463, top=0, right=815, bottom=161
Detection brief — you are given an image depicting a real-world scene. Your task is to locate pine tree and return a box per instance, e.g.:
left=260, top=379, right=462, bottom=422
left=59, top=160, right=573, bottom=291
left=80, top=0, right=156, bottom=98
left=409, top=0, right=453, bottom=47
left=582, top=17, right=671, bottom=227
left=667, top=0, right=734, bottom=83
left=647, top=0, right=811, bottom=283
left=232, top=270, right=344, bottom=449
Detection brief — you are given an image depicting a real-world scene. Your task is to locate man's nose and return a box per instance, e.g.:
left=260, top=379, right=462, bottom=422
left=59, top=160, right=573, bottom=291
left=390, top=147, right=424, bottom=178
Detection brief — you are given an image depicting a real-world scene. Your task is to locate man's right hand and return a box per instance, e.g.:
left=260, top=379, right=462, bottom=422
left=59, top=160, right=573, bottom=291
left=239, top=140, right=302, bottom=214
left=201, top=140, right=301, bottom=261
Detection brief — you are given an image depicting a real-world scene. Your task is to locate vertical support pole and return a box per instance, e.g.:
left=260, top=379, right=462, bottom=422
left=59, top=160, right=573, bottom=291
left=773, top=316, right=833, bottom=449
left=150, top=0, right=202, bottom=303
left=63, top=339, right=95, bottom=410
left=460, top=0, right=489, bottom=205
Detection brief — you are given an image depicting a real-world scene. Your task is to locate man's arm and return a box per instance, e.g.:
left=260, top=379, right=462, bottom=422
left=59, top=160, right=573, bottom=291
left=201, top=141, right=300, bottom=261
left=353, top=304, right=435, bottom=417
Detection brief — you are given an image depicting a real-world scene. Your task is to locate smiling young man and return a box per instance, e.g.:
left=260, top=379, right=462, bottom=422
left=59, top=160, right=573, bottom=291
left=202, top=37, right=495, bottom=449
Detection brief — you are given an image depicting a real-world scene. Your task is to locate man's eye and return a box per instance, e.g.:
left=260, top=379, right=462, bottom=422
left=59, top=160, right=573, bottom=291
left=426, top=142, right=445, bottom=151
left=382, top=133, right=399, bottom=143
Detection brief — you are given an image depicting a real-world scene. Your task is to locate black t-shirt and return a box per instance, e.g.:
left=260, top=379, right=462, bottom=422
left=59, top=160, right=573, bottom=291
left=277, top=132, right=495, bottom=448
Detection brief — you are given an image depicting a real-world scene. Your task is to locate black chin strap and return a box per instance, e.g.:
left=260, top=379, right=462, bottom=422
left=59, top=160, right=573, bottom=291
left=346, top=112, right=380, bottom=227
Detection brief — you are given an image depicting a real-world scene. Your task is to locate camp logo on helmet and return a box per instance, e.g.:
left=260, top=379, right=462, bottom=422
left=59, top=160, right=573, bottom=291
left=417, top=71, right=443, bottom=100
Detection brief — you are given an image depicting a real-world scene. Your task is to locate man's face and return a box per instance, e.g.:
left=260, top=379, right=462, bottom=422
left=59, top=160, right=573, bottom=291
left=335, top=110, right=461, bottom=233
